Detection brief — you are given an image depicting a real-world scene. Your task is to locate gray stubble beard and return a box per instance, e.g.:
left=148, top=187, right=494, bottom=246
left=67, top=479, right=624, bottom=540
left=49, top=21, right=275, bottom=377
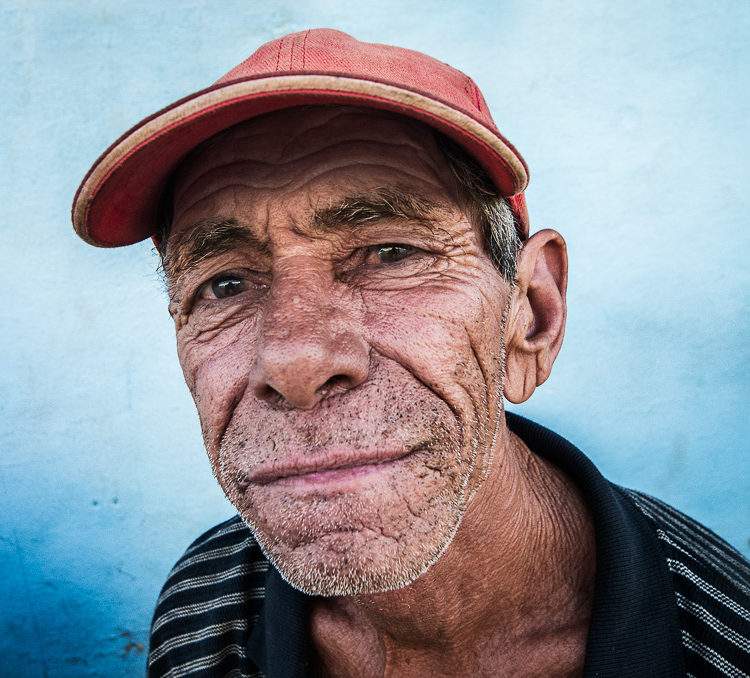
left=215, top=418, right=479, bottom=597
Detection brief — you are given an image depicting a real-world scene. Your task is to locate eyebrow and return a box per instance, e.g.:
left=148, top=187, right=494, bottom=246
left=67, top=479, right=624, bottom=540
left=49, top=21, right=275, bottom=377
left=163, top=188, right=453, bottom=284
left=163, top=218, right=266, bottom=285
left=311, top=188, right=452, bottom=231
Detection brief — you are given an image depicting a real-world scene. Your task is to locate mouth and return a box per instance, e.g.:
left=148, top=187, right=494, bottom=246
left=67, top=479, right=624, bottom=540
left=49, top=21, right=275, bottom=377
left=244, top=446, right=418, bottom=488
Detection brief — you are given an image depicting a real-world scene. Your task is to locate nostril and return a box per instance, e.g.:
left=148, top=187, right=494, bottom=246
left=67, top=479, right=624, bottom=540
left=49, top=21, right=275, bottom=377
left=255, top=382, right=283, bottom=404
left=317, top=374, right=355, bottom=397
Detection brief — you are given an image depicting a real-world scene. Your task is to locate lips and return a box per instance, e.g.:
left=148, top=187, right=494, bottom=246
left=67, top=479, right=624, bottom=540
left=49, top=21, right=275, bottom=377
left=245, top=446, right=416, bottom=485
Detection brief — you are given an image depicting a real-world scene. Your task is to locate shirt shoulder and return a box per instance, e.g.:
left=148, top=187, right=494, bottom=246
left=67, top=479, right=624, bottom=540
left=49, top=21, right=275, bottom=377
left=147, top=516, right=268, bottom=678
left=619, top=488, right=750, bottom=677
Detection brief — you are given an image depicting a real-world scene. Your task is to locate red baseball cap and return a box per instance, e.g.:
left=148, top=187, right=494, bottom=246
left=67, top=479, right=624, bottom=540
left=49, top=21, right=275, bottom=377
left=72, top=29, right=530, bottom=247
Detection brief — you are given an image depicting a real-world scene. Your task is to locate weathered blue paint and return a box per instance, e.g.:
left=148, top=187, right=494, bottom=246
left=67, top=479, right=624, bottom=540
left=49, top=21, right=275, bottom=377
left=1, top=1, right=748, bottom=675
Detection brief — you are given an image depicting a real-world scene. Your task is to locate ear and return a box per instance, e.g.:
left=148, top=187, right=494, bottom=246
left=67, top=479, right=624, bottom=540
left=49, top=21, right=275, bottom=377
left=504, top=229, right=568, bottom=404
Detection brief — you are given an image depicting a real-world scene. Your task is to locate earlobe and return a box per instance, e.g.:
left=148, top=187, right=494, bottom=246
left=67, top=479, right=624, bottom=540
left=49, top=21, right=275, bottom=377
left=504, top=229, right=568, bottom=404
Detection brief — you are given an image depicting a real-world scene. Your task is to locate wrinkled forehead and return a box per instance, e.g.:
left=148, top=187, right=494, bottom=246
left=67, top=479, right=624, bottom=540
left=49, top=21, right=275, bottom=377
left=170, top=105, right=454, bottom=211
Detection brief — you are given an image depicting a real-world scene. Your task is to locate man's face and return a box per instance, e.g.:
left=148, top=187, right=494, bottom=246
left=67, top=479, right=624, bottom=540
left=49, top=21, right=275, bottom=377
left=166, top=106, right=513, bottom=595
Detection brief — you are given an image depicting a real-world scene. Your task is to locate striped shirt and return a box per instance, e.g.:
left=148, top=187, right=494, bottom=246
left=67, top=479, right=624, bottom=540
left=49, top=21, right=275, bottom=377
left=148, top=414, right=750, bottom=677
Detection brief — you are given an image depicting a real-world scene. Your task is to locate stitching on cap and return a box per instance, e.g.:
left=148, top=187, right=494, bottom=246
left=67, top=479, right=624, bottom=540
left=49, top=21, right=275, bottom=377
left=289, top=35, right=295, bottom=70
left=302, top=30, right=309, bottom=69
left=465, top=77, right=481, bottom=112
left=463, top=79, right=475, bottom=111
left=274, top=36, right=284, bottom=72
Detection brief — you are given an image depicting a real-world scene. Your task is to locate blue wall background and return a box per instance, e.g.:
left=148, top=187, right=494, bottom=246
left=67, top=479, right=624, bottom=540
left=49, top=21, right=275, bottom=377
left=1, top=1, right=748, bottom=675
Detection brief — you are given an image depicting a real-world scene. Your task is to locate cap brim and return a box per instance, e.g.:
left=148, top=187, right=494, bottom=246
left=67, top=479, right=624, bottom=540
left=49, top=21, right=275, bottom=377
left=72, top=72, right=529, bottom=247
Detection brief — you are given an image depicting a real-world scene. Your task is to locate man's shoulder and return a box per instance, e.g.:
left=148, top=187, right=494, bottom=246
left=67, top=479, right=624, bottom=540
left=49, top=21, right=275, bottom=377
left=147, top=516, right=269, bottom=677
left=620, top=487, right=750, bottom=592
left=619, top=487, right=750, bottom=674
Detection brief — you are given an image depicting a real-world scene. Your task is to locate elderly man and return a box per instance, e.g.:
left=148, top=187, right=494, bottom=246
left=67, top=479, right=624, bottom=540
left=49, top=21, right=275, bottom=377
left=73, top=30, right=748, bottom=678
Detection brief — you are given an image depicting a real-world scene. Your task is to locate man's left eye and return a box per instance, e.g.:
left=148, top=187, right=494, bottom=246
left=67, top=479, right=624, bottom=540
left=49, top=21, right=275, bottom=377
left=374, top=244, right=416, bottom=264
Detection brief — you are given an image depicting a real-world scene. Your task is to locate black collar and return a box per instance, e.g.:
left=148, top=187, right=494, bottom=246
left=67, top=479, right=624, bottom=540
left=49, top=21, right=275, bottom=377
left=247, top=413, right=686, bottom=677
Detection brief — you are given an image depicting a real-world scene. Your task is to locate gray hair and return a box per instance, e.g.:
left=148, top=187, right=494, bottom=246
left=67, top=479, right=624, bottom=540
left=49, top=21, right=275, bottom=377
left=433, top=133, right=521, bottom=282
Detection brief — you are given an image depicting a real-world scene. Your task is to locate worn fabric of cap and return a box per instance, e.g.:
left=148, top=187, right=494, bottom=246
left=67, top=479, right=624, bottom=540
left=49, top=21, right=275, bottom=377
left=72, top=29, right=530, bottom=247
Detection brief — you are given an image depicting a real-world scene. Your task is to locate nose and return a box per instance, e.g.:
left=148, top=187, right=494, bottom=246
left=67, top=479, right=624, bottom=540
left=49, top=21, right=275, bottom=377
left=249, top=262, right=370, bottom=409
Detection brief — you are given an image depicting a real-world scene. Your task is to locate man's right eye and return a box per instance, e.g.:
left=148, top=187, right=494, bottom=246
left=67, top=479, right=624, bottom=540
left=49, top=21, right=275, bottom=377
left=199, top=273, right=247, bottom=300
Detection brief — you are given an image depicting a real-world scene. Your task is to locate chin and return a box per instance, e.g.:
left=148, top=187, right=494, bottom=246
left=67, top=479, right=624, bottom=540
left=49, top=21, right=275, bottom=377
left=248, top=508, right=465, bottom=596
left=228, top=478, right=469, bottom=597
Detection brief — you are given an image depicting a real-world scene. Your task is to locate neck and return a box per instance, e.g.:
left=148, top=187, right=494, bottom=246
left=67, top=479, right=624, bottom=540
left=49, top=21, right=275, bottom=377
left=310, top=424, right=597, bottom=677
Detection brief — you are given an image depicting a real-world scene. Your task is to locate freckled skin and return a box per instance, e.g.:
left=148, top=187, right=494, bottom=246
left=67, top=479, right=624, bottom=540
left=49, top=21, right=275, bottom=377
left=168, top=107, right=596, bottom=677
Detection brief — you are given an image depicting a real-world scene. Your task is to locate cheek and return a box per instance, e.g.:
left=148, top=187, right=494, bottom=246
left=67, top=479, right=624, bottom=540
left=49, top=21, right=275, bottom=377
left=176, top=314, right=260, bottom=459
left=362, top=278, right=508, bottom=420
